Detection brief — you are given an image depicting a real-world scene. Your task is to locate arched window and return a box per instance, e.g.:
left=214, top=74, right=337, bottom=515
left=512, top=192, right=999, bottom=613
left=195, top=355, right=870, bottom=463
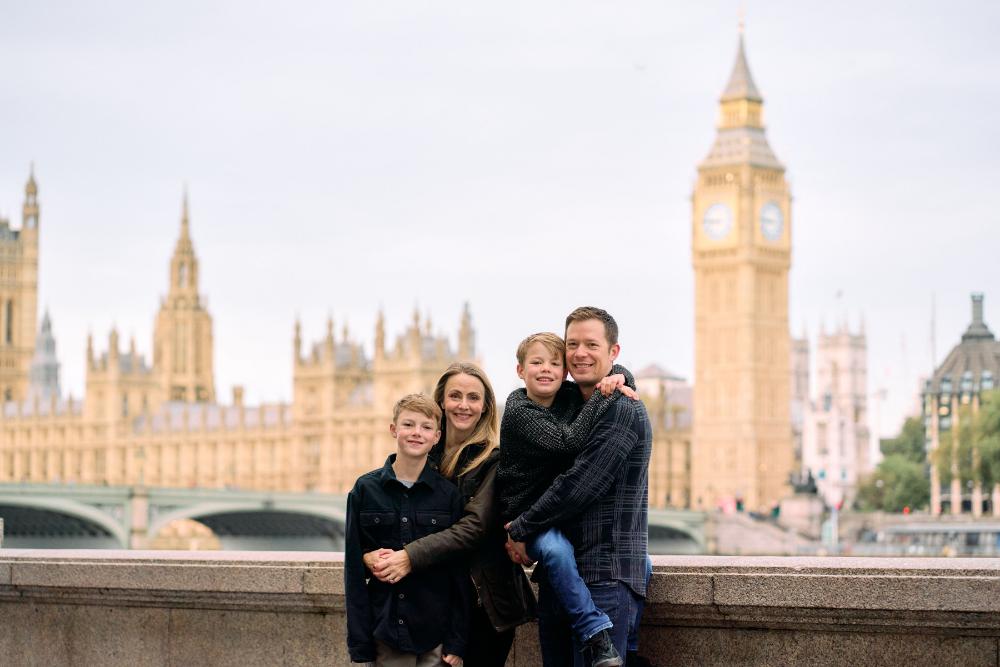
left=179, top=263, right=188, bottom=288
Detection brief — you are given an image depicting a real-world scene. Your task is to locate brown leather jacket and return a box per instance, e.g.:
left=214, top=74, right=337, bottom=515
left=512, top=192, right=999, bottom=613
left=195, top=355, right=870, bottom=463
left=405, top=445, right=536, bottom=632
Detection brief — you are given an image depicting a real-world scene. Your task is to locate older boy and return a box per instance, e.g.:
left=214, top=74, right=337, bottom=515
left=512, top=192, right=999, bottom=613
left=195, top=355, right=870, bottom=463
left=497, top=332, right=635, bottom=667
left=345, top=394, right=469, bottom=666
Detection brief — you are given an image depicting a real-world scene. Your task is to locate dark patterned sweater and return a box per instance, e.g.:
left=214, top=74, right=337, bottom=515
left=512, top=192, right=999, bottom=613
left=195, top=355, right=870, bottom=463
left=496, top=364, right=635, bottom=523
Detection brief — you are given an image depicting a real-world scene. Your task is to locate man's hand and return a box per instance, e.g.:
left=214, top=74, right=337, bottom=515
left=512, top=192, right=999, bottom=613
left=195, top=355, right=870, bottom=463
left=362, top=548, right=392, bottom=574
left=442, top=654, right=463, bottom=666
left=597, top=374, right=639, bottom=400
left=369, top=548, right=412, bottom=584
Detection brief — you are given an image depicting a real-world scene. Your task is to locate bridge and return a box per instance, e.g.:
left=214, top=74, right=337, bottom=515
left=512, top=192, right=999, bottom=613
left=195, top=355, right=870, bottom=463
left=0, top=483, right=708, bottom=552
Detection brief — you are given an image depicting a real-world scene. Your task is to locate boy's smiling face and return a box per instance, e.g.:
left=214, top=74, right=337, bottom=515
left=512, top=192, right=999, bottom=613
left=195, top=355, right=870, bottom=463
left=390, top=409, right=441, bottom=461
left=517, top=341, right=567, bottom=405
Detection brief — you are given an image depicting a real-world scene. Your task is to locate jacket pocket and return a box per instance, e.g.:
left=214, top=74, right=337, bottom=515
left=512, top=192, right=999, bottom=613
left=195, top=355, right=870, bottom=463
left=414, top=511, right=450, bottom=537
left=359, top=511, right=397, bottom=527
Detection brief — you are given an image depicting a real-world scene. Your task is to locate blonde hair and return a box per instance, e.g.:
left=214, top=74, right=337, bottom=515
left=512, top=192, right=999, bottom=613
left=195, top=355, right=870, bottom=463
left=516, top=332, right=565, bottom=366
left=392, top=393, right=442, bottom=424
left=433, top=362, right=499, bottom=478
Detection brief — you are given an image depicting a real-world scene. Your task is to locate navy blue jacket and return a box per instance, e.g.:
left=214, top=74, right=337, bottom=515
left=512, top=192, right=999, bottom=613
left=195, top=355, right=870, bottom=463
left=345, top=454, right=470, bottom=662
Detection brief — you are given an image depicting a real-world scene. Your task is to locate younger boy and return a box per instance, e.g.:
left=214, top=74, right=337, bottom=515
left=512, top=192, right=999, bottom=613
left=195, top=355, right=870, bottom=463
left=345, top=393, right=469, bottom=666
left=497, top=333, right=635, bottom=667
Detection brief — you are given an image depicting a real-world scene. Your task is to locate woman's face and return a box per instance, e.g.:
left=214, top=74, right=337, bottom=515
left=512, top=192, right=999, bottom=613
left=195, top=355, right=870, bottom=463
left=442, top=373, right=486, bottom=440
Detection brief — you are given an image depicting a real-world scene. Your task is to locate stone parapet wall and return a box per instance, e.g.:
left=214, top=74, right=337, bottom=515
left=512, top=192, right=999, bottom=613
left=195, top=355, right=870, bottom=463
left=2, top=551, right=1000, bottom=665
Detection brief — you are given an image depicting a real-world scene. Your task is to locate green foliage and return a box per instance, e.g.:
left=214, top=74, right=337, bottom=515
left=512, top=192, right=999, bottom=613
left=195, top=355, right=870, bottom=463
left=978, top=391, right=1000, bottom=489
left=855, top=454, right=930, bottom=512
left=880, top=416, right=927, bottom=464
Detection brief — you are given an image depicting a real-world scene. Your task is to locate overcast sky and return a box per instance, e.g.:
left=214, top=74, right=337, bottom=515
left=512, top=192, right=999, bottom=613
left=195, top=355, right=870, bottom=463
left=2, top=2, right=998, bottom=437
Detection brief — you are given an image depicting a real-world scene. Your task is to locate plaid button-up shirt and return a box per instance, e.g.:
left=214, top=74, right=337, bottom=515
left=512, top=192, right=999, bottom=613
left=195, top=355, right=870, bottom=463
left=507, top=397, right=652, bottom=597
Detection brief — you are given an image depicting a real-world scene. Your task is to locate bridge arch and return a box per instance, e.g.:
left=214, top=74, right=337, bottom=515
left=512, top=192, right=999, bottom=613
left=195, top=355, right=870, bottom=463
left=0, top=495, right=128, bottom=547
left=148, top=501, right=347, bottom=543
left=648, top=520, right=704, bottom=554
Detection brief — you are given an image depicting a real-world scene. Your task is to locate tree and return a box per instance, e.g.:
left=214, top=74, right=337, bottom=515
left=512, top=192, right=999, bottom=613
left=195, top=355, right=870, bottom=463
left=856, top=417, right=930, bottom=512
left=976, top=390, right=1000, bottom=489
left=880, top=416, right=926, bottom=464
left=856, top=455, right=930, bottom=512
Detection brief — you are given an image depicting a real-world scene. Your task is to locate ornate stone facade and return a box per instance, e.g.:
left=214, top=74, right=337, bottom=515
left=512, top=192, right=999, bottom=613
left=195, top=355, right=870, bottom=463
left=0, top=169, right=39, bottom=403
left=0, top=181, right=475, bottom=494
left=800, top=322, right=871, bottom=508
left=689, top=32, right=794, bottom=511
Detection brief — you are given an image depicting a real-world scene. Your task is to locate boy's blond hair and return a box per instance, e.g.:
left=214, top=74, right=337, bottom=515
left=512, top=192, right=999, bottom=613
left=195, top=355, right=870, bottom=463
left=392, top=393, right=442, bottom=424
left=516, top=332, right=565, bottom=366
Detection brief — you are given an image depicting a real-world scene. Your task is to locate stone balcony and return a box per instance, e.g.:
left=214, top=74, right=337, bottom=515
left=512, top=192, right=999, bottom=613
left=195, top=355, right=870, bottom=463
left=2, top=551, right=1000, bottom=665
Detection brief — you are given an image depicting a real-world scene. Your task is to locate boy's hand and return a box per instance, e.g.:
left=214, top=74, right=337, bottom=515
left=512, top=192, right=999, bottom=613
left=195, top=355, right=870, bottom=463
left=597, top=374, right=639, bottom=400
left=370, top=549, right=412, bottom=584
left=504, top=534, right=534, bottom=566
left=362, top=548, right=392, bottom=574
left=442, top=654, right=463, bottom=666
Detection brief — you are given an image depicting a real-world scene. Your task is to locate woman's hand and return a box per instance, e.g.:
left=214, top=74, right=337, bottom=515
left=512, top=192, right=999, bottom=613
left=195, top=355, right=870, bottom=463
left=442, top=654, right=463, bottom=666
left=597, top=374, right=639, bottom=400
left=370, top=548, right=413, bottom=584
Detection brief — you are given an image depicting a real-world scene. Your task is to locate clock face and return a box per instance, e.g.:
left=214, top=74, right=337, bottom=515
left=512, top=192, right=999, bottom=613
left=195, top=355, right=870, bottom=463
left=702, top=203, right=733, bottom=240
left=760, top=202, right=784, bottom=241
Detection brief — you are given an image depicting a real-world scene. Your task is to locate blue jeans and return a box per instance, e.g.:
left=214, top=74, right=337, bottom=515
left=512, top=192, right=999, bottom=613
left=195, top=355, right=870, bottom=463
left=627, top=556, right=653, bottom=652
left=527, top=528, right=612, bottom=644
left=537, top=577, right=641, bottom=667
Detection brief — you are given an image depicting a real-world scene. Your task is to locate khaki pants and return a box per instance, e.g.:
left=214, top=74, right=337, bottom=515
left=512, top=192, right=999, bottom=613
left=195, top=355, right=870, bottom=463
left=374, top=640, right=446, bottom=667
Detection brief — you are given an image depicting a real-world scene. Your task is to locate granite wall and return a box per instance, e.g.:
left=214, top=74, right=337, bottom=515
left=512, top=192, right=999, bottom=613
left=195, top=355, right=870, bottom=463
left=2, top=551, right=999, bottom=666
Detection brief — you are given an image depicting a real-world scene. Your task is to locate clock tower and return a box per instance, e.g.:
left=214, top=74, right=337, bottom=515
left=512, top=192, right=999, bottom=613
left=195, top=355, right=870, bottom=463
left=690, top=30, right=793, bottom=511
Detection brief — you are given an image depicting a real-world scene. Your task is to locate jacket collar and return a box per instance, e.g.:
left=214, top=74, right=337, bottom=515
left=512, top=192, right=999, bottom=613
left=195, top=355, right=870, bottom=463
left=378, top=453, right=436, bottom=490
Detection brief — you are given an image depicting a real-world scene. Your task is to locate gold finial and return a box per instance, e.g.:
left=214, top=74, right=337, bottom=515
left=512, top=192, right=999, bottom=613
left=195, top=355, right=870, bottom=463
left=738, top=5, right=746, bottom=35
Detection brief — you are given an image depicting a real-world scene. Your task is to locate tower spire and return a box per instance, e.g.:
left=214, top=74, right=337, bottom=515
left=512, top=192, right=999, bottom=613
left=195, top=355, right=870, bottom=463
left=180, top=185, right=191, bottom=239
left=721, top=31, right=762, bottom=103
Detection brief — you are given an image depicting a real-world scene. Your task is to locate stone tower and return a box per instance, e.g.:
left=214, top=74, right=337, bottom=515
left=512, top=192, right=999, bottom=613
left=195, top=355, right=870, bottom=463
left=0, top=167, right=40, bottom=402
left=802, top=321, right=870, bottom=508
left=153, top=192, right=215, bottom=403
left=690, top=30, right=794, bottom=511
left=27, top=310, right=60, bottom=402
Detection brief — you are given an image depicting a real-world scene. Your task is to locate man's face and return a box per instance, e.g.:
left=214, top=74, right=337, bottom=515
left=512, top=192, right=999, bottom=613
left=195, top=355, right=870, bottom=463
left=564, top=319, right=620, bottom=387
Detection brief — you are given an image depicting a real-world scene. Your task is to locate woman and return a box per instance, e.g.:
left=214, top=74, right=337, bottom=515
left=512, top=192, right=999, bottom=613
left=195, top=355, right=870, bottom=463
left=365, top=362, right=535, bottom=666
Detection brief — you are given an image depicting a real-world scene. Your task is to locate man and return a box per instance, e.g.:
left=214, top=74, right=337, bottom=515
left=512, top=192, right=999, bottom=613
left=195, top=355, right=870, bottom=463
left=506, top=306, right=652, bottom=666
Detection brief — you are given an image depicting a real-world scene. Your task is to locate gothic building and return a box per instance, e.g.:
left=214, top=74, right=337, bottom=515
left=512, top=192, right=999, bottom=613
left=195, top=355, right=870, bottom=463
left=800, top=322, right=871, bottom=508
left=0, top=176, right=475, bottom=494
left=690, top=30, right=794, bottom=511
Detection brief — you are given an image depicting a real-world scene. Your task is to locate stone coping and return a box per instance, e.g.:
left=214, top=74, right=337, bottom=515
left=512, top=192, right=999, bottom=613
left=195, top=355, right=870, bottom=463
left=2, top=551, right=1000, bottom=632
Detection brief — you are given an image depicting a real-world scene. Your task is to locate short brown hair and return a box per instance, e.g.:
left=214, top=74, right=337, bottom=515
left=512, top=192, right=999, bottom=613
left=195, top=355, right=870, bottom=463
left=392, top=393, right=442, bottom=424
left=564, top=306, right=619, bottom=346
left=516, top=332, right=565, bottom=365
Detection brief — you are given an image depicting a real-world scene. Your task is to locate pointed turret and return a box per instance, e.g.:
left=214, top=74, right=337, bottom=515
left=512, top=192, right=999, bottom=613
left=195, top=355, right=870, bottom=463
left=23, top=163, right=39, bottom=229
left=721, top=32, right=762, bottom=103
left=374, top=309, right=385, bottom=361
left=701, top=27, right=782, bottom=169
left=153, top=188, right=216, bottom=403
left=458, top=302, right=474, bottom=360
left=169, top=188, right=199, bottom=295
left=294, top=318, right=302, bottom=361
left=28, top=310, right=60, bottom=402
